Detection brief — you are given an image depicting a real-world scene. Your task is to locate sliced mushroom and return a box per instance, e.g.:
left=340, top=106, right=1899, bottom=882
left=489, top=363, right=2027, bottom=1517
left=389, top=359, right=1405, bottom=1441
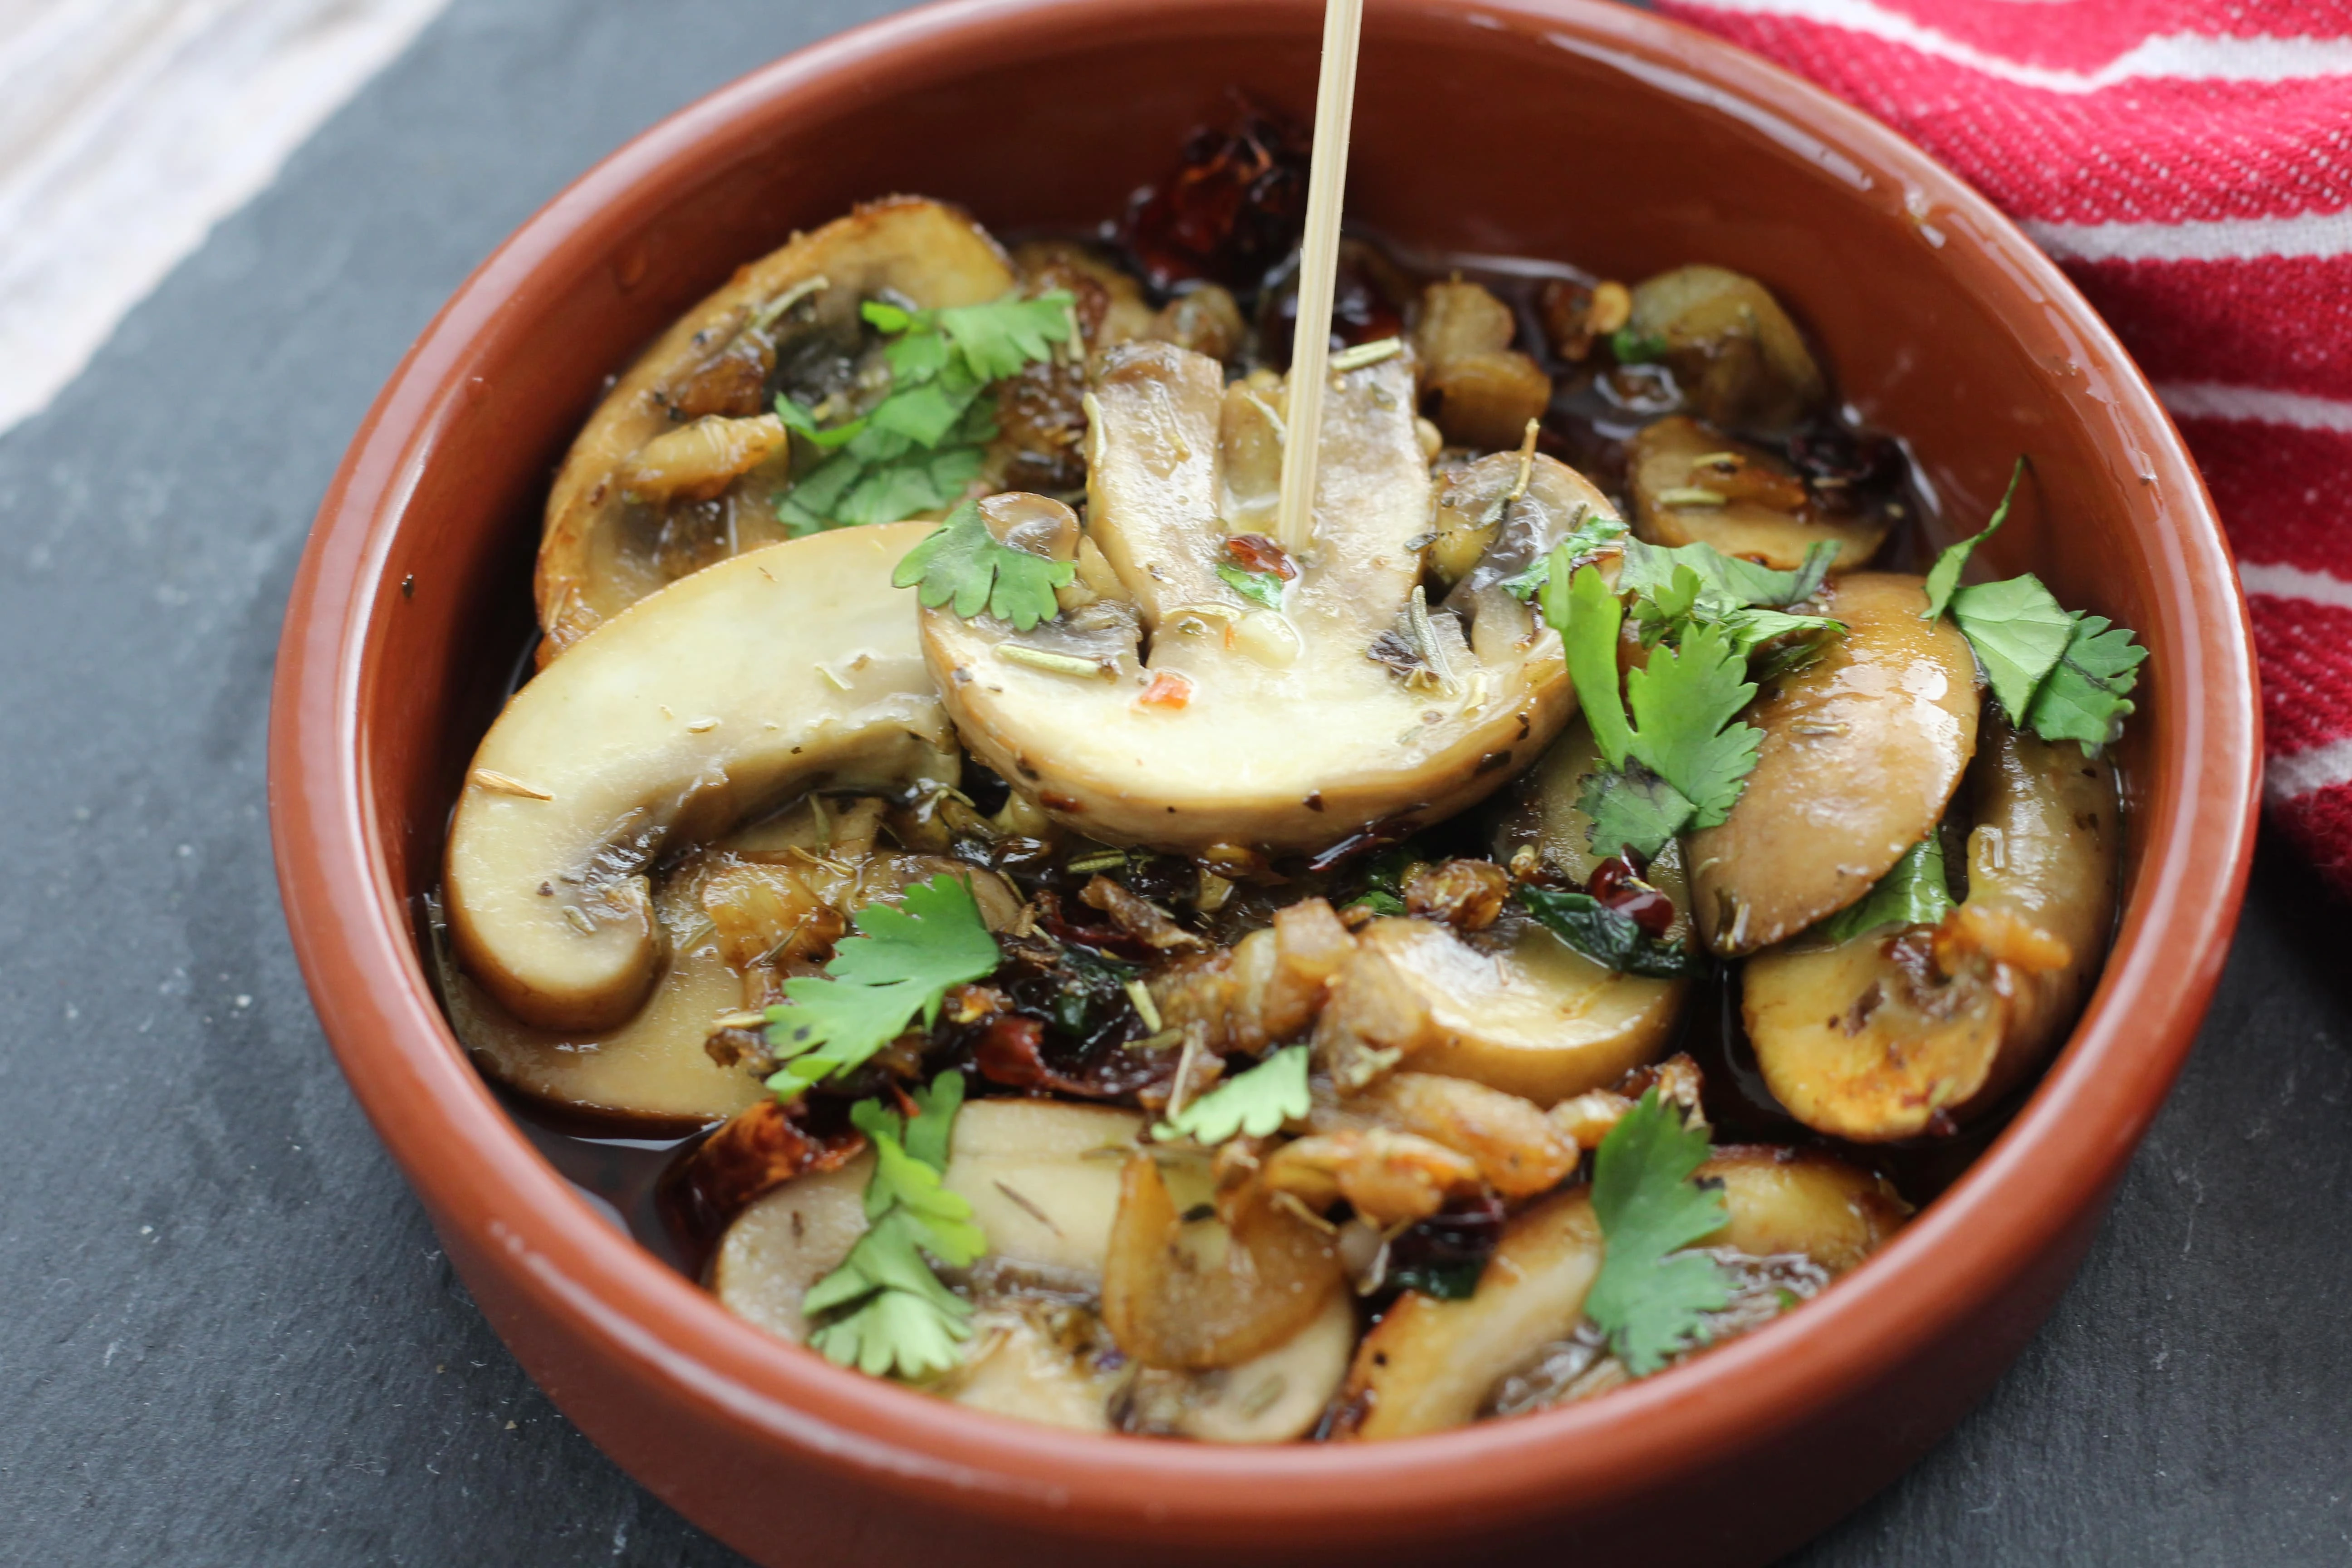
left=1313, top=914, right=1677, bottom=1107
left=1339, top=1188, right=1602, bottom=1440
left=1628, top=416, right=1885, bottom=573
left=1338, top=1146, right=1902, bottom=1437
left=711, top=1151, right=876, bottom=1341
left=538, top=197, right=1018, bottom=657
left=919, top=340, right=1577, bottom=854
left=1122, top=1293, right=1357, bottom=1443
left=1687, top=572, right=1980, bottom=956
left=430, top=858, right=762, bottom=1128
left=939, top=1100, right=1144, bottom=1279
left=1625, top=265, right=1824, bottom=432
left=446, top=526, right=958, bottom=1033
left=1101, top=1150, right=1345, bottom=1370
left=944, top=1301, right=1128, bottom=1431
left=1743, top=720, right=2118, bottom=1139
left=1428, top=449, right=1627, bottom=669
left=1411, top=279, right=1553, bottom=451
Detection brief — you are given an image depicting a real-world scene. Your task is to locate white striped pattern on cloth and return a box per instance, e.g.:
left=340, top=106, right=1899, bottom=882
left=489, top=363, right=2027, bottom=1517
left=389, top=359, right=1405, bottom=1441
left=1666, top=0, right=2352, bottom=90
left=2027, top=211, right=2352, bottom=265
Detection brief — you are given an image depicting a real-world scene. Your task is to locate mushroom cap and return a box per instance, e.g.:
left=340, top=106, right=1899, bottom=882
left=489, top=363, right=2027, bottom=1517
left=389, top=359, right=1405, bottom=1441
left=1687, top=571, right=1980, bottom=955
left=1741, top=720, right=2117, bottom=1140
left=536, top=197, right=1017, bottom=659
left=921, top=341, right=1584, bottom=855
left=446, top=524, right=957, bottom=1033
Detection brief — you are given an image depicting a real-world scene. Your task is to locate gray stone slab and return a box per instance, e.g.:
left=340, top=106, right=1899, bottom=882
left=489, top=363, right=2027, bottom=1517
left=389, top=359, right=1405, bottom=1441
left=0, top=1, right=2341, bottom=1563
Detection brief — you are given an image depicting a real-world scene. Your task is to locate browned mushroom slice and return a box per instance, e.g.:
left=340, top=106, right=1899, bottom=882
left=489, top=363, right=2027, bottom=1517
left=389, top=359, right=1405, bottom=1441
left=920, top=340, right=1576, bottom=854
left=1411, top=279, right=1553, bottom=451
left=1743, top=720, right=2118, bottom=1140
left=537, top=197, right=1018, bottom=657
left=711, top=1152, right=877, bottom=1341
left=1628, top=416, right=1885, bottom=573
left=1118, top=1294, right=1357, bottom=1442
left=1687, top=572, right=1981, bottom=956
left=1313, top=914, right=1677, bottom=1107
left=1100, top=1150, right=1345, bottom=1370
left=446, top=528, right=957, bottom=1034
left=1338, top=1148, right=1903, bottom=1437
left=938, top=1100, right=1144, bottom=1279
left=1625, top=265, right=1825, bottom=432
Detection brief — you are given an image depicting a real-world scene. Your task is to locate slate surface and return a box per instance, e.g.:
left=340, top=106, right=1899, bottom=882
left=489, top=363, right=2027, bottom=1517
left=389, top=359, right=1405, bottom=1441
left=1, top=2, right=2345, bottom=1563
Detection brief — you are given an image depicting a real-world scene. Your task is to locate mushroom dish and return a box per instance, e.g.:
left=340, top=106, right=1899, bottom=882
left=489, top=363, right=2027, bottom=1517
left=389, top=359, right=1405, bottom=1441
left=431, top=103, right=2146, bottom=1443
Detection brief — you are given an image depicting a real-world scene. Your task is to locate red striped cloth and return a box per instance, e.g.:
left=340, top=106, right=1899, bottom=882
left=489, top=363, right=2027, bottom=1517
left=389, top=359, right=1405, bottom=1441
left=1657, top=0, right=2352, bottom=890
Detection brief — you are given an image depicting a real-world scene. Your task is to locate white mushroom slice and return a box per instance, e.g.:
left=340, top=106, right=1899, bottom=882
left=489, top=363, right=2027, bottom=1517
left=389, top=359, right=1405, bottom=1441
left=1340, top=1189, right=1603, bottom=1439
left=1132, top=1294, right=1358, bottom=1444
left=431, top=853, right=762, bottom=1127
left=1628, top=416, right=1885, bottom=573
left=1687, top=572, right=1980, bottom=956
left=446, top=526, right=957, bottom=1032
left=1339, top=1147, right=1903, bottom=1437
left=538, top=197, right=1017, bottom=657
left=1626, top=265, right=1824, bottom=432
left=939, top=1101, right=1144, bottom=1279
left=1743, top=720, right=2118, bottom=1140
left=920, top=340, right=1576, bottom=854
left=1313, top=915, right=1677, bottom=1107
left=711, top=1152, right=876, bottom=1341
left=945, top=1303, right=1126, bottom=1432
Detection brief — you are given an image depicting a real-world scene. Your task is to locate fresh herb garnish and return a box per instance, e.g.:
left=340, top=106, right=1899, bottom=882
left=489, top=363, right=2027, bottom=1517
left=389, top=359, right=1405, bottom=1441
left=1610, top=328, right=1669, bottom=364
left=764, top=875, right=1000, bottom=1099
left=1154, top=1044, right=1311, bottom=1144
left=804, top=1073, right=985, bottom=1378
left=1616, top=536, right=1835, bottom=614
left=892, top=497, right=1076, bottom=632
left=774, top=290, right=1074, bottom=536
left=1583, top=1088, right=1733, bottom=1377
left=1497, top=507, right=1632, bottom=601
left=1919, top=460, right=2146, bottom=749
left=1516, top=884, right=1696, bottom=978
left=1814, top=833, right=1955, bottom=944
left=1546, top=560, right=1762, bottom=861
left=1215, top=561, right=1287, bottom=610
left=2024, top=612, right=2147, bottom=747
left=1919, top=458, right=2024, bottom=620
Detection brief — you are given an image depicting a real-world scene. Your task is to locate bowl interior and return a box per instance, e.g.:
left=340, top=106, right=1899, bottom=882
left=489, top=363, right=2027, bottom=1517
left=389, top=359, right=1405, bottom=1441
left=289, top=0, right=2255, bottom=1557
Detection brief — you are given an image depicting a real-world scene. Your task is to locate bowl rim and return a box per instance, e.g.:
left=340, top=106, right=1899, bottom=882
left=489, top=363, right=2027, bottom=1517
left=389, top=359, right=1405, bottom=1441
left=269, top=0, right=2261, bottom=1539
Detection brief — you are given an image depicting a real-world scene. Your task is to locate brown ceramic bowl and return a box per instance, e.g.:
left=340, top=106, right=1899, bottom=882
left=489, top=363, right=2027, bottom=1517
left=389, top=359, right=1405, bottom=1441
left=268, top=0, right=2260, bottom=1561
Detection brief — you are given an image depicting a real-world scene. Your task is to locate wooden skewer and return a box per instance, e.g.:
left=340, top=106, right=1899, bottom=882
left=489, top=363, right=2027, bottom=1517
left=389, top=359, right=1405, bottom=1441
left=1273, top=0, right=1366, bottom=556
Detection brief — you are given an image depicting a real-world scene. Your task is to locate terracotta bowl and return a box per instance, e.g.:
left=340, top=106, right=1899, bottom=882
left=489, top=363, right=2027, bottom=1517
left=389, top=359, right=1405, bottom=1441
left=268, top=0, right=2260, bottom=1560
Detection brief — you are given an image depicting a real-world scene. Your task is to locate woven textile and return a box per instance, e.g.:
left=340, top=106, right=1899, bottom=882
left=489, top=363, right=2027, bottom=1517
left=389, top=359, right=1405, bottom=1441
left=1658, top=0, right=2352, bottom=889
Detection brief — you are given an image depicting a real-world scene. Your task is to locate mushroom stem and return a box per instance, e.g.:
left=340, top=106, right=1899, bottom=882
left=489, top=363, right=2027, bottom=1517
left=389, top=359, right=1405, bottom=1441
left=1273, top=0, right=1365, bottom=554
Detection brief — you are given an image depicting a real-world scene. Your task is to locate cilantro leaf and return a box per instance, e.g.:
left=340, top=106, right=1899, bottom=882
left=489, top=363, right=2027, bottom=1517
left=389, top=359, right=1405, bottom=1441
left=2025, top=613, right=2146, bottom=748
left=1578, top=763, right=1696, bottom=864
left=891, top=498, right=1076, bottom=632
left=764, top=876, right=1000, bottom=1098
left=774, top=393, right=867, bottom=451
left=1611, top=328, right=1668, bottom=364
left=802, top=1072, right=983, bottom=1381
left=850, top=1099, right=986, bottom=1265
left=1548, top=559, right=1636, bottom=768
left=1815, top=833, right=1955, bottom=944
left=1920, top=456, right=2026, bottom=621
left=1154, top=1045, right=1311, bottom=1144
left=773, top=289, right=1069, bottom=535
left=937, top=293, right=1077, bottom=381
left=1948, top=574, right=2074, bottom=726
left=1584, top=1089, right=1734, bottom=1376
left=1215, top=561, right=1287, bottom=610
left=1622, top=621, right=1761, bottom=831
left=1516, top=884, right=1696, bottom=978
left=1499, top=508, right=1631, bottom=601
left=1617, top=536, right=1835, bottom=613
